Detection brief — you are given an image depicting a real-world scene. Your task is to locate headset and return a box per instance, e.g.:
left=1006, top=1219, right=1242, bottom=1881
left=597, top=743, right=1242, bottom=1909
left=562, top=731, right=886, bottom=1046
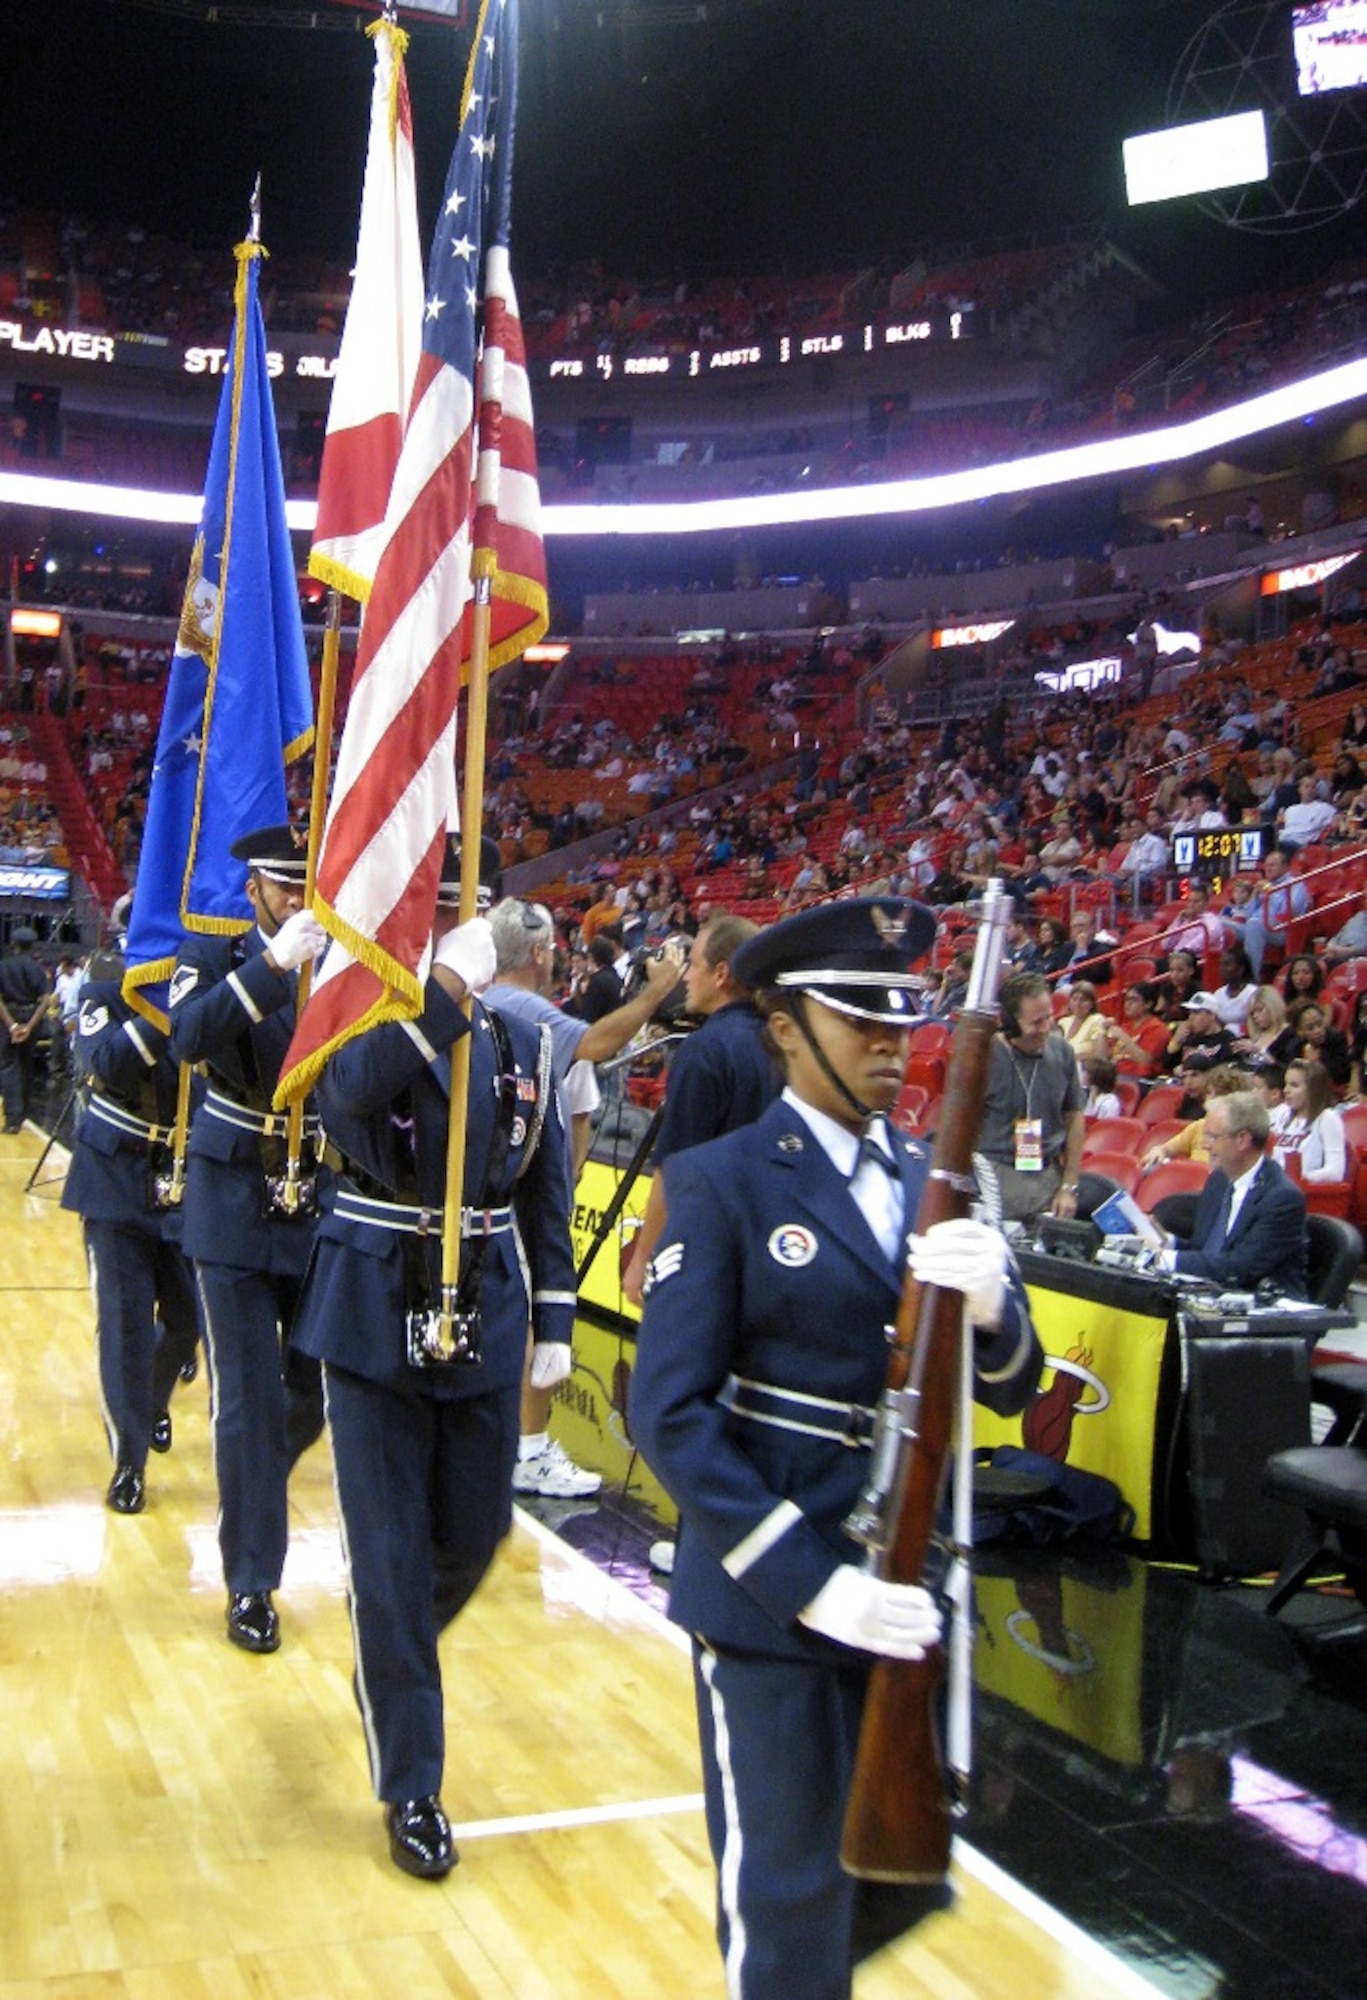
left=998, top=971, right=1043, bottom=1040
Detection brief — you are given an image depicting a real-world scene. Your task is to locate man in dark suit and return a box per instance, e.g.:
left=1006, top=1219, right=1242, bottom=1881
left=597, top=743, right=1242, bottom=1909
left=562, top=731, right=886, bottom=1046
left=631, top=897, right=1042, bottom=2000
left=1166, top=1089, right=1308, bottom=1298
left=167, top=824, right=329, bottom=1656
left=291, top=836, right=577, bottom=1881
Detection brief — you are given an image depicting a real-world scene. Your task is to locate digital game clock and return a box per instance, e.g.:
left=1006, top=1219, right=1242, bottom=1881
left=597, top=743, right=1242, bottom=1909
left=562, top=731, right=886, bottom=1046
left=1171, top=826, right=1264, bottom=873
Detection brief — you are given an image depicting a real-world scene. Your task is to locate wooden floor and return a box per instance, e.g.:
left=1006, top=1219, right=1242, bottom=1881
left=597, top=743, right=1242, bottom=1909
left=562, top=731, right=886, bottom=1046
left=0, top=1124, right=1157, bottom=2000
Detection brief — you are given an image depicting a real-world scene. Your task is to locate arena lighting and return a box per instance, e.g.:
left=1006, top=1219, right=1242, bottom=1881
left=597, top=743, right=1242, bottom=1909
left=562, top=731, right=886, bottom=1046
left=523, top=641, right=571, bottom=662
left=2, top=357, right=1366, bottom=539
left=9, top=609, right=63, bottom=638
left=1130, top=620, right=1202, bottom=655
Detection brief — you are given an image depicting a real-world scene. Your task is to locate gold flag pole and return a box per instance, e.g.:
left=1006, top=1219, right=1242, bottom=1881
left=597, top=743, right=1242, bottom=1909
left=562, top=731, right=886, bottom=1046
left=438, top=559, right=496, bottom=1318
left=276, top=589, right=343, bottom=1213
left=159, top=1060, right=193, bottom=1208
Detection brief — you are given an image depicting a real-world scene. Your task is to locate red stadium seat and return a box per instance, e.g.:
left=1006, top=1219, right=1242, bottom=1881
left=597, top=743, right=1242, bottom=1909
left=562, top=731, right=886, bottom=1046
left=1081, top=1116, right=1147, bottom=1157
left=1137, top=1083, right=1186, bottom=1126
left=1134, top=1159, right=1210, bottom=1212
left=1327, top=961, right=1367, bottom=999
left=890, top=1083, right=929, bottom=1133
left=1080, top=1151, right=1142, bottom=1195
left=1113, top=1078, right=1142, bottom=1116
left=908, top=1022, right=952, bottom=1058
left=902, top=1053, right=946, bottom=1096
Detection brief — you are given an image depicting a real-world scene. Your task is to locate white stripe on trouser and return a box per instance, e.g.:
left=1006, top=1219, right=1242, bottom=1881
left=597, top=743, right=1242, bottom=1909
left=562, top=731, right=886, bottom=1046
left=193, top=1265, right=227, bottom=1551
left=320, top=1364, right=385, bottom=1798
left=699, top=1643, right=749, bottom=2000
left=85, top=1234, right=117, bottom=1457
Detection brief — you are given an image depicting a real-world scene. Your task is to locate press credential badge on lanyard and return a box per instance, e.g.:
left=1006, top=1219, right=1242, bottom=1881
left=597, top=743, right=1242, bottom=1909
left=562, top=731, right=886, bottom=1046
left=1012, top=1054, right=1044, bottom=1172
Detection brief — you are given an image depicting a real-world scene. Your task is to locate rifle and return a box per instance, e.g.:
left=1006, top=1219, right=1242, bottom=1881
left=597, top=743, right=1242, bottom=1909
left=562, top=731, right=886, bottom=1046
left=839, top=877, right=1012, bottom=1883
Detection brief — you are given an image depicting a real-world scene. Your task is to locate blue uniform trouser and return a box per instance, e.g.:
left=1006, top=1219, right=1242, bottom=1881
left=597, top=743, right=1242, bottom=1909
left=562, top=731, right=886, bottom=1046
left=85, top=1218, right=200, bottom=1472
left=323, top=1362, right=519, bottom=1804
left=694, top=1642, right=870, bottom=2000
left=693, top=1643, right=946, bottom=1999
left=196, top=1264, right=323, bottom=1595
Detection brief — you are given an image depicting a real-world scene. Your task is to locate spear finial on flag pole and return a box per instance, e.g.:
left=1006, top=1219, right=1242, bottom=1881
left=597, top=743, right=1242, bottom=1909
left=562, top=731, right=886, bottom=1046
left=248, top=173, right=262, bottom=246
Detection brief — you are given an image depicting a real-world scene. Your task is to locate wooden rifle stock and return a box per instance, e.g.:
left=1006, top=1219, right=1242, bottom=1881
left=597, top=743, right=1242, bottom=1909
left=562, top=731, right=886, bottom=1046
left=840, top=882, right=1010, bottom=1883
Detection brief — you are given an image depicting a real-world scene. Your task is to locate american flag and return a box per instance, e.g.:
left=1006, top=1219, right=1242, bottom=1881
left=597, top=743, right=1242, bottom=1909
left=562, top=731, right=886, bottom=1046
left=278, top=0, right=546, bottom=1106
left=308, top=13, right=424, bottom=604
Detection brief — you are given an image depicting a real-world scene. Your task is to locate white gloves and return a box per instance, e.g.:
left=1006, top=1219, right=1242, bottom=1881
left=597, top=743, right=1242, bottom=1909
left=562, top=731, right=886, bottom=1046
left=909, top=1216, right=1008, bottom=1329
left=529, top=1341, right=572, bottom=1390
left=267, top=909, right=328, bottom=972
left=434, top=916, right=496, bottom=996
left=799, top=1566, right=942, bottom=1660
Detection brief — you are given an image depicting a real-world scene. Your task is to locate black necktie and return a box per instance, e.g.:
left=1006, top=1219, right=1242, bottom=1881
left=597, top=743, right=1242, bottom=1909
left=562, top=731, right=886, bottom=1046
left=1213, top=1177, right=1235, bottom=1245
left=855, top=1134, right=897, bottom=1180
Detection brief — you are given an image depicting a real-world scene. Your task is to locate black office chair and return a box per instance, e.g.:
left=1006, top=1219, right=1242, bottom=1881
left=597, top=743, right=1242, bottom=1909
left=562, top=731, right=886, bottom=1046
left=1261, top=1216, right=1366, bottom=1613
left=1150, top=1191, right=1198, bottom=1240
left=1304, top=1213, right=1363, bottom=1311
left=1263, top=1443, right=1367, bottom=1615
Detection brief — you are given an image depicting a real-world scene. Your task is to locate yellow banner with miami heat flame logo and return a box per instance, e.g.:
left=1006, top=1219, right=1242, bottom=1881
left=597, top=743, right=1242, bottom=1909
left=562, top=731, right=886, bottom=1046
left=974, top=1282, right=1170, bottom=1542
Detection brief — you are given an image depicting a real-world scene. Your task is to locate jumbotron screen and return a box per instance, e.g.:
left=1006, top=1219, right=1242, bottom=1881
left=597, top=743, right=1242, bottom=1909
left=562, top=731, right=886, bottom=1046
left=1294, top=0, right=1367, bottom=96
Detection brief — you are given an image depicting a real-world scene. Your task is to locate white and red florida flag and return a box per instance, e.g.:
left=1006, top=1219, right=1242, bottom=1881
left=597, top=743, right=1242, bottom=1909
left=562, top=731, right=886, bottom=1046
left=277, top=0, right=546, bottom=1107
left=308, top=12, right=424, bottom=602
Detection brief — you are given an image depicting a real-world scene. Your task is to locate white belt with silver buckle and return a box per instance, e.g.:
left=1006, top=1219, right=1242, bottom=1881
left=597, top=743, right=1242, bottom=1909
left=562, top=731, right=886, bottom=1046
left=86, top=1093, right=169, bottom=1145
left=717, top=1372, right=877, bottom=1449
left=203, top=1087, right=319, bottom=1140
left=333, top=1187, right=513, bottom=1239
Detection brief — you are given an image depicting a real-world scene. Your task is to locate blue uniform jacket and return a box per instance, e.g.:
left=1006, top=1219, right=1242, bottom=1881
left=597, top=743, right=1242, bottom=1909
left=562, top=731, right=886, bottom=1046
left=62, top=980, right=199, bottom=1234
left=291, top=977, right=576, bottom=1398
left=631, top=1097, right=1043, bottom=1661
left=1174, top=1155, right=1309, bottom=1297
left=167, top=927, right=322, bottom=1274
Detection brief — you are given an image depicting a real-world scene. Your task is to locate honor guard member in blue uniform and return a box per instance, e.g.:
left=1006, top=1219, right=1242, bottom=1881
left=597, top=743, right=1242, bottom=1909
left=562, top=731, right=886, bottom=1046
left=0, top=925, right=54, bottom=1131
left=62, top=971, right=202, bottom=1513
left=291, top=835, right=577, bottom=1882
left=631, top=898, right=1043, bottom=2000
left=168, top=824, right=328, bottom=1656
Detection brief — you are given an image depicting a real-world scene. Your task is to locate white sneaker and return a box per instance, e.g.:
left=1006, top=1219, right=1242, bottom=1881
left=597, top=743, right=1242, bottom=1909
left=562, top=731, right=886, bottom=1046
left=512, top=1440, right=603, bottom=1498
left=648, top=1539, right=676, bottom=1575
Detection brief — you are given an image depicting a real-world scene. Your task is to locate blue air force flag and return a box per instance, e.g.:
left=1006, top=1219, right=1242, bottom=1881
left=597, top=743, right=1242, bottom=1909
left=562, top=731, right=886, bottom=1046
left=122, top=240, right=313, bottom=1026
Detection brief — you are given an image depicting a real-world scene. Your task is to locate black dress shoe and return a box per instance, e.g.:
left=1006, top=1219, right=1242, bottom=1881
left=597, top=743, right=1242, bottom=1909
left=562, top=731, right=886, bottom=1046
left=150, top=1411, right=172, bottom=1454
left=226, top=1591, right=280, bottom=1654
left=385, top=1796, right=456, bottom=1879
left=106, top=1464, right=145, bottom=1514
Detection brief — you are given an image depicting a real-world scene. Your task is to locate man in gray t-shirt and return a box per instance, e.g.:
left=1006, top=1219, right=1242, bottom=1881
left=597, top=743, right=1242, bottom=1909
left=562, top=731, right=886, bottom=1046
left=978, top=971, right=1086, bottom=1224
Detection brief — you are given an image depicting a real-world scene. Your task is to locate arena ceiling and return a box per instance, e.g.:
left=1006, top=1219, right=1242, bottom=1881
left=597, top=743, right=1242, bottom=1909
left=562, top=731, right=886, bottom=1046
left=3, top=1, right=1364, bottom=307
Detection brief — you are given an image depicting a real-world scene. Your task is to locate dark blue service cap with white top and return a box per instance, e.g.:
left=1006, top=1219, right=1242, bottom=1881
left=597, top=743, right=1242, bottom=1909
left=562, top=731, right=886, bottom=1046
left=732, top=896, right=935, bottom=1025
left=437, top=831, right=504, bottom=909
left=228, top=823, right=309, bottom=886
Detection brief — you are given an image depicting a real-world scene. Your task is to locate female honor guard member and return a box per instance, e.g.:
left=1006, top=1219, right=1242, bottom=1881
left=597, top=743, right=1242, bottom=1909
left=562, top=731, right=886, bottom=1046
left=631, top=899, right=1043, bottom=2000
left=62, top=972, right=201, bottom=1515
left=168, top=824, right=329, bottom=1656
left=290, top=837, right=577, bottom=1882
